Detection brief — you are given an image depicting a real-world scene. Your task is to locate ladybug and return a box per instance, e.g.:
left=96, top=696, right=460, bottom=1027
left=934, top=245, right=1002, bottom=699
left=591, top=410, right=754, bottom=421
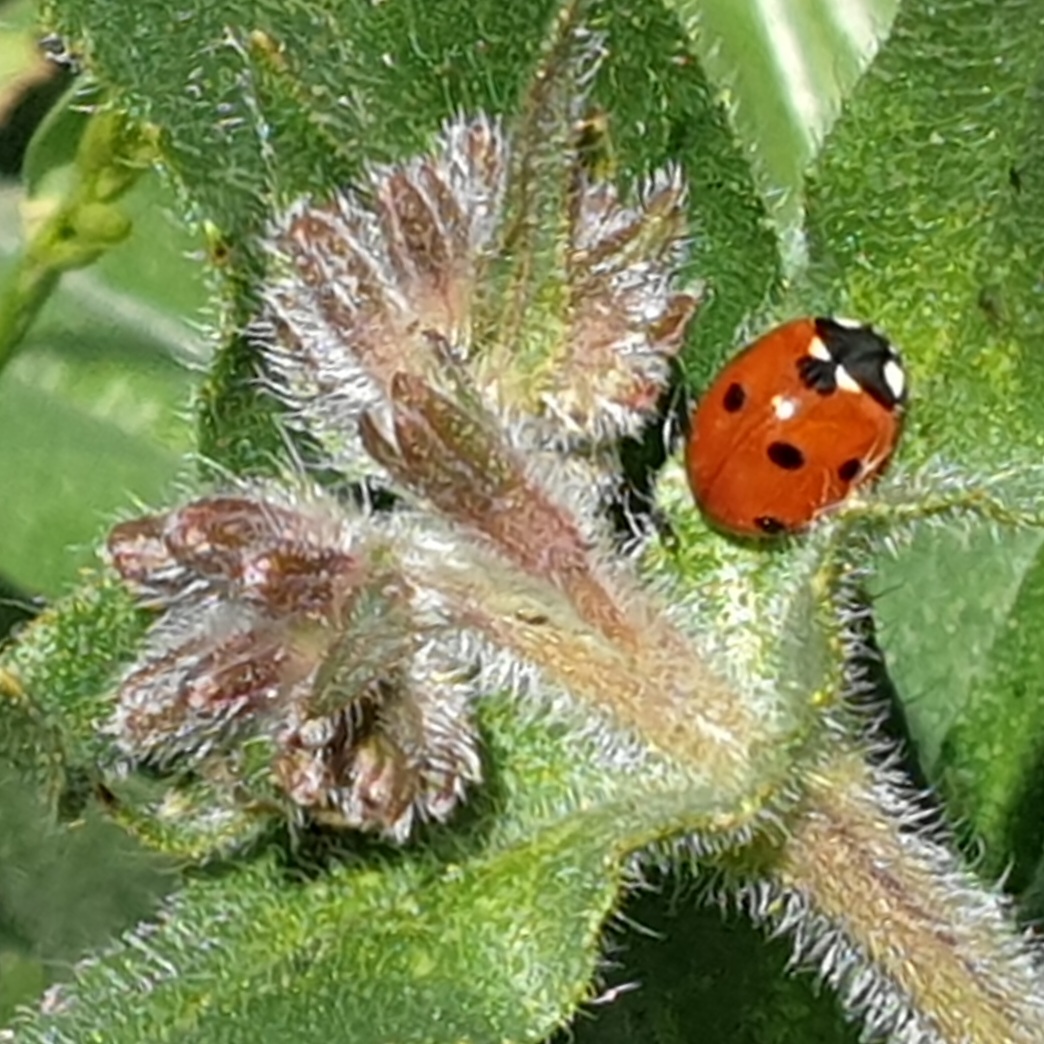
left=685, top=316, right=906, bottom=537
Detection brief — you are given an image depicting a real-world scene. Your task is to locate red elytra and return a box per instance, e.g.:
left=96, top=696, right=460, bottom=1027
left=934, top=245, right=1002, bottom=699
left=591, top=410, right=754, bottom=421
left=685, top=316, right=906, bottom=538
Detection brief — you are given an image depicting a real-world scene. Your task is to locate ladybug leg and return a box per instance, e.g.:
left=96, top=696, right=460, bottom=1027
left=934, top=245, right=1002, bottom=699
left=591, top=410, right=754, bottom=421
left=650, top=507, right=680, bottom=553
left=605, top=357, right=690, bottom=551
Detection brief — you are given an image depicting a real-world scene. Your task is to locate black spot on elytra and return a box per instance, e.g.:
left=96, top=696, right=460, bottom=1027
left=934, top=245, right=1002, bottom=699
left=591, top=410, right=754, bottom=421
left=722, top=382, right=745, bottom=412
left=766, top=441, right=805, bottom=470
left=755, top=516, right=786, bottom=535
left=838, top=458, right=862, bottom=483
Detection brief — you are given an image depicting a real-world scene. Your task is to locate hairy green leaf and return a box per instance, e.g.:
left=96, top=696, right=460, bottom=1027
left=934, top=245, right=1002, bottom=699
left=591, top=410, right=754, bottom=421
left=800, top=0, right=1044, bottom=894
left=798, top=0, right=1044, bottom=457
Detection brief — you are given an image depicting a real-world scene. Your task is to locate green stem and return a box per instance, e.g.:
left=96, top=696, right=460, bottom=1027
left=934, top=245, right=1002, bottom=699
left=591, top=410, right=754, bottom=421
left=0, top=106, right=147, bottom=376
left=0, top=253, right=61, bottom=374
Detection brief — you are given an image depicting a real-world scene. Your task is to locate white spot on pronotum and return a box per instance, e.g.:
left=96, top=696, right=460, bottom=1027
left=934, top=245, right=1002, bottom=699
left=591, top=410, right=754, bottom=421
left=830, top=315, right=864, bottom=330
left=883, top=358, right=906, bottom=401
left=771, top=394, right=798, bottom=421
left=835, top=365, right=862, bottom=393
left=808, top=336, right=832, bottom=361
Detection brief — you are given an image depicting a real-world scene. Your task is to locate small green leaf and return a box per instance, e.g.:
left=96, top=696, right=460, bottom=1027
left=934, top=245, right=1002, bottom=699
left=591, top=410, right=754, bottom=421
left=20, top=82, right=91, bottom=197
left=0, top=767, right=173, bottom=1005
left=0, top=580, right=147, bottom=769
left=667, top=0, right=899, bottom=242
left=875, top=526, right=1044, bottom=888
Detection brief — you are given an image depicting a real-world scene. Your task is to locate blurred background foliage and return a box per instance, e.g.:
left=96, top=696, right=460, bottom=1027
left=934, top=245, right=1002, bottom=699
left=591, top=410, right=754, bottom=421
left=0, top=0, right=206, bottom=603
left=1, top=0, right=1042, bottom=1039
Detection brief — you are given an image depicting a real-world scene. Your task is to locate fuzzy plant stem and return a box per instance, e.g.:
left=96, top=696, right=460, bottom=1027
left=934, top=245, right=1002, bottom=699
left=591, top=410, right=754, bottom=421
left=409, top=542, right=791, bottom=813
left=767, top=746, right=1044, bottom=1042
left=413, top=533, right=1044, bottom=1037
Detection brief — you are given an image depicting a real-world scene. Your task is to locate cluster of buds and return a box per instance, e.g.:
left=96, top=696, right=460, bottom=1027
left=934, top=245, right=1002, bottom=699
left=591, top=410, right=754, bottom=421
left=106, top=490, right=480, bottom=841
left=260, top=111, right=698, bottom=499
left=105, top=18, right=702, bottom=843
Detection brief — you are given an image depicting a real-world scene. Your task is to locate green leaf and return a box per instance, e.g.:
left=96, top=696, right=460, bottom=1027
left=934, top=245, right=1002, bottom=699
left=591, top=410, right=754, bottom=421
left=874, top=525, right=1044, bottom=888
left=568, top=890, right=857, bottom=1044
left=0, top=765, right=173, bottom=1012
left=937, top=539, right=1044, bottom=890
left=667, top=0, right=899, bottom=242
left=0, top=579, right=147, bottom=771
left=874, top=526, right=1044, bottom=775
left=797, top=0, right=1044, bottom=458
left=20, top=82, right=93, bottom=198
left=11, top=784, right=719, bottom=1043
left=799, top=0, right=1044, bottom=892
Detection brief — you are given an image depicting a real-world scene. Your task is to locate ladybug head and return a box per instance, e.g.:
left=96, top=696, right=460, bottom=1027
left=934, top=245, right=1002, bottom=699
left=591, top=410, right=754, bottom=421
left=803, top=317, right=906, bottom=411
